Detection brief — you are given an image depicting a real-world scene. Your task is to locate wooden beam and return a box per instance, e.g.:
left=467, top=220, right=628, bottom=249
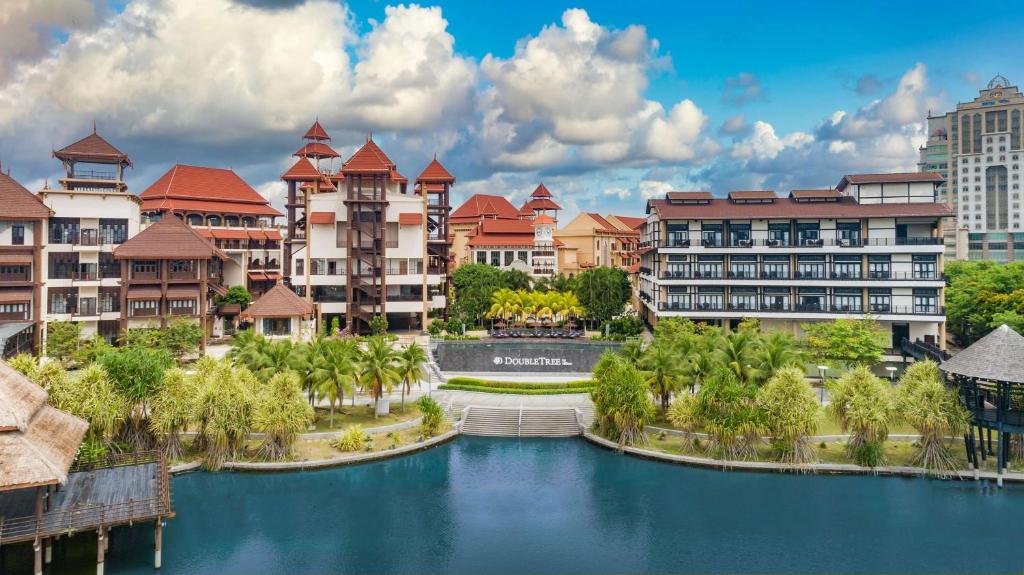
left=155, top=519, right=163, bottom=569
left=97, top=527, right=106, bottom=575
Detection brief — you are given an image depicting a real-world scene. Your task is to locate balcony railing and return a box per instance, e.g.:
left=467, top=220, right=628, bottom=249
left=70, top=169, right=117, bottom=180
left=130, top=307, right=159, bottom=318
left=70, top=270, right=100, bottom=282
left=0, top=310, right=29, bottom=321
left=168, top=271, right=197, bottom=280
left=656, top=270, right=943, bottom=281
left=0, top=271, right=32, bottom=282
left=649, top=236, right=944, bottom=249
left=654, top=301, right=944, bottom=315
left=132, top=271, right=160, bottom=280
left=169, top=306, right=197, bottom=316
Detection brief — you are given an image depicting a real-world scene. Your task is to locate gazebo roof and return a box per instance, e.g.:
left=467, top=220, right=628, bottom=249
left=0, top=361, right=88, bottom=491
left=241, top=283, right=313, bottom=319
left=940, top=324, right=1024, bottom=384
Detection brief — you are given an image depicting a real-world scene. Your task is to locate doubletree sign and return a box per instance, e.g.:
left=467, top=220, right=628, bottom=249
left=492, top=356, right=574, bottom=367
left=435, top=341, right=622, bottom=373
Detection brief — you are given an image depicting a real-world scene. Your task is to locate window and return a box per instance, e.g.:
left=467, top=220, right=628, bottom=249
left=869, top=289, right=891, bottom=313
left=696, top=286, right=723, bottom=310
left=700, top=223, right=723, bottom=247
left=664, top=287, right=690, bottom=310
left=476, top=251, right=487, bottom=265
left=665, top=255, right=690, bottom=278
left=912, top=255, right=937, bottom=279
left=130, top=299, right=159, bottom=317
left=832, top=289, right=862, bottom=312
left=836, top=222, right=861, bottom=246
left=48, top=252, right=78, bottom=280
left=169, top=260, right=194, bottom=275
left=263, top=318, right=291, bottom=336
left=296, top=258, right=304, bottom=276
left=490, top=251, right=500, bottom=267
left=504, top=251, right=514, bottom=266
left=832, top=256, right=861, bottom=279
left=796, top=255, right=825, bottom=279
left=796, top=288, right=825, bottom=311
left=767, top=222, right=790, bottom=246
left=913, top=289, right=938, bottom=314
left=727, top=255, right=756, bottom=279
left=11, top=225, right=24, bottom=245
left=132, top=260, right=158, bottom=279
left=761, top=256, right=789, bottom=279
left=695, top=255, right=723, bottom=279
left=518, top=251, right=529, bottom=263
left=762, top=287, right=790, bottom=311
left=728, top=223, right=751, bottom=246
left=868, top=255, right=891, bottom=279
left=665, top=223, right=689, bottom=247
left=729, top=288, right=757, bottom=311
left=796, top=222, right=820, bottom=246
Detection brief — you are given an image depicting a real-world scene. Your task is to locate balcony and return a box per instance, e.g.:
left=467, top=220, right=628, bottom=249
left=0, top=270, right=32, bottom=282
left=72, top=300, right=98, bottom=318
left=168, top=271, right=198, bottom=281
left=71, top=230, right=102, bottom=249
left=132, top=271, right=160, bottom=281
left=652, top=236, right=944, bottom=249
left=653, top=301, right=945, bottom=316
left=69, top=169, right=117, bottom=181
left=169, top=306, right=197, bottom=316
left=71, top=270, right=100, bottom=284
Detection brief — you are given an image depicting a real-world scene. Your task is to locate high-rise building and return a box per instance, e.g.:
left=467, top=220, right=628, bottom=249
left=918, top=75, right=1024, bottom=261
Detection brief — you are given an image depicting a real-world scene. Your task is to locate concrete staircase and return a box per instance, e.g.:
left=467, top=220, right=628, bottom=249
left=460, top=406, right=581, bottom=437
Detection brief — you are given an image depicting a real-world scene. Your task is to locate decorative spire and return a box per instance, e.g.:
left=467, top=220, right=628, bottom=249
left=92, top=119, right=97, bottom=134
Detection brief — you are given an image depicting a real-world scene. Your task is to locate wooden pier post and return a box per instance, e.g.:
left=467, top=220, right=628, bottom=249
left=34, top=486, right=44, bottom=575
left=44, top=537, right=52, bottom=564
left=155, top=519, right=163, bottom=569
left=33, top=539, right=42, bottom=575
left=97, top=527, right=106, bottom=575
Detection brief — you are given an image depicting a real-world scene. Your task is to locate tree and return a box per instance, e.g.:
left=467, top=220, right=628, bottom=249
left=416, top=396, right=446, bottom=437
left=253, top=371, right=315, bottom=460
left=452, top=263, right=510, bottom=324
left=591, top=355, right=655, bottom=448
left=895, top=361, right=969, bottom=475
left=73, top=333, right=113, bottom=366
left=149, top=367, right=198, bottom=459
left=398, top=343, right=428, bottom=412
left=359, top=336, right=401, bottom=418
left=640, top=343, right=682, bottom=411
left=550, top=273, right=578, bottom=293
left=312, top=339, right=357, bottom=427
left=668, top=370, right=764, bottom=460
left=714, top=329, right=762, bottom=385
left=575, top=266, right=630, bottom=326
left=162, top=317, right=204, bottom=360
left=945, top=260, right=1024, bottom=344
left=802, top=318, right=888, bottom=368
left=46, top=320, right=81, bottom=366
left=757, top=366, right=820, bottom=464
left=97, top=346, right=173, bottom=449
left=216, top=285, right=253, bottom=307
left=192, top=359, right=260, bottom=469
left=369, top=315, right=388, bottom=336
left=46, top=363, right=128, bottom=451
left=755, top=331, right=804, bottom=383
left=501, top=269, right=531, bottom=291
left=119, top=327, right=164, bottom=349
left=827, top=366, right=897, bottom=466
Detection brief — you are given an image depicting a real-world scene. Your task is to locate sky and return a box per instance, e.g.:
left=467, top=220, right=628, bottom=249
left=1, top=0, right=1023, bottom=219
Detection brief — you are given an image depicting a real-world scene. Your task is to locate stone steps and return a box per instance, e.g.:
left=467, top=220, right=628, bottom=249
left=460, top=406, right=581, bottom=437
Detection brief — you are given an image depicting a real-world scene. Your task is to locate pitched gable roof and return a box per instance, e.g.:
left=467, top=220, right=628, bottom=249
left=610, top=215, right=645, bottom=230
left=241, top=283, right=313, bottom=318
left=451, top=193, right=519, bottom=222
left=113, top=214, right=227, bottom=260
left=53, top=131, right=131, bottom=166
left=342, top=139, right=394, bottom=174
left=0, top=168, right=51, bottom=219
left=836, top=172, right=944, bottom=191
left=282, top=157, right=322, bottom=181
left=417, top=157, right=455, bottom=183
left=303, top=120, right=331, bottom=141
left=141, top=164, right=278, bottom=205
left=294, top=142, right=339, bottom=159
left=586, top=213, right=618, bottom=233
left=531, top=183, right=552, bottom=198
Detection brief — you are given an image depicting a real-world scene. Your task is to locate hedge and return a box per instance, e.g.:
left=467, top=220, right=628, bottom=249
left=445, top=377, right=592, bottom=390
left=438, top=384, right=594, bottom=395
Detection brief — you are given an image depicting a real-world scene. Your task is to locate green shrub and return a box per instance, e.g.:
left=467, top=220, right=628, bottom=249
left=417, top=396, right=447, bottom=436
left=854, top=441, right=885, bottom=467
left=369, top=315, right=388, bottom=336
left=334, top=425, right=370, bottom=452
left=445, top=377, right=592, bottom=390
left=7, top=353, right=38, bottom=378
left=427, top=321, right=442, bottom=336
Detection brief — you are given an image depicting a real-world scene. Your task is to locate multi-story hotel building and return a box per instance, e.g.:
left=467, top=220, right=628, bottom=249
left=138, top=164, right=284, bottom=299
left=556, top=212, right=642, bottom=274
left=636, top=173, right=951, bottom=350
left=281, top=124, right=448, bottom=333
left=918, top=75, right=1024, bottom=261
left=0, top=166, right=51, bottom=357
left=38, top=129, right=142, bottom=344
left=449, top=193, right=520, bottom=268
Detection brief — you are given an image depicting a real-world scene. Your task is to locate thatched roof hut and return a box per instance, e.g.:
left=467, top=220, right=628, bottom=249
left=0, top=361, right=88, bottom=491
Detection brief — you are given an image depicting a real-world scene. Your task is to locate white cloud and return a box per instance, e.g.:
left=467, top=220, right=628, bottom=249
left=721, top=72, right=765, bottom=106
left=603, top=187, right=631, bottom=200
left=730, top=121, right=812, bottom=161
left=719, top=113, right=747, bottom=135
left=0, top=0, right=101, bottom=82
left=638, top=179, right=673, bottom=199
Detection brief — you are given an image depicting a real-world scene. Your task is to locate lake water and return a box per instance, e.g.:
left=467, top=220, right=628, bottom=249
left=6, top=436, right=1023, bottom=574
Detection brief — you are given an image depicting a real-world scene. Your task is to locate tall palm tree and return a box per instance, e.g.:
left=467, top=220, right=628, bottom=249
left=312, top=340, right=357, bottom=428
left=756, top=331, right=804, bottom=383
left=397, top=343, right=428, bottom=412
left=289, top=335, right=327, bottom=405
left=640, top=343, right=682, bottom=411
left=715, top=330, right=761, bottom=385
left=359, top=336, right=402, bottom=418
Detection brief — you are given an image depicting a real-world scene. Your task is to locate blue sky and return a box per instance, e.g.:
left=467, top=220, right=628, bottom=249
left=1, top=0, right=1023, bottom=218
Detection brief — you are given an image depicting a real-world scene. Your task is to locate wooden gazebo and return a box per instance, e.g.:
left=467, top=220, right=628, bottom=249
left=941, top=324, right=1024, bottom=486
left=0, top=361, right=173, bottom=572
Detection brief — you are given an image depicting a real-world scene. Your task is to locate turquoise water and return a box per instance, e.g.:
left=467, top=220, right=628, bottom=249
left=6, top=436, right=1024, bottom=574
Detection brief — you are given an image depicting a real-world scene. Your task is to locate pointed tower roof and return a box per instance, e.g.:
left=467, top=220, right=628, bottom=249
left=0, top=168, right=52, bottom=219
left=241, top=282, right=314, bottom=319
left=532, top=214, right=556, bottom=225
left=303, top=120, right=331, bottom=141
left=941, top=325, right=1024, bottom=384
left=531, top=183, right=552, bottom=198
left=281, top=157, right=322, bottom=181
left=53, top=130, right=131, bottom=166
left=342, top=139, right=395, bottom=174
left=294, top=142, right=339, bottom=159
left=113, top=214, right=227, bottom=260
left=517, top=203, right=534, bottom=218
left=416, top=157, right=455, bottom=183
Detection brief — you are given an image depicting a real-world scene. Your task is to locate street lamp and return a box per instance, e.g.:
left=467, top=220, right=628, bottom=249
left=817, top=365, right=828, bottom=403
left=886, top=365, right=897, bottom=384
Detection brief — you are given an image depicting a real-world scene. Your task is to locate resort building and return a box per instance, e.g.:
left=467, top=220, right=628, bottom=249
left=38, top=129, right=142, bottom=344
left=139, top=164, right=284, bottom=299
left=918, top=74, right=1024, bottom=261
left=239, top=281, right=315, bottom=341
left=0, top=166, right=51, bottom=358
left=112, top=215, right=227, bottom=349
left=449, top=193, right=520, bottom=268
left=636, top=174, right=952, bottom=350
left=556, top=212, right=642, bottom=274
left=415, top=158, right=456, bottom=307
left=281, top=124, right=446, bottom=333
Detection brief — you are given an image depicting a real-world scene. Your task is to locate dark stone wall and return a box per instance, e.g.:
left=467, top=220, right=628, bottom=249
left=436, top=340, right=624, bottom=373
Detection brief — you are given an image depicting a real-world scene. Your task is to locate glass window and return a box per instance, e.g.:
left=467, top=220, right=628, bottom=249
left=832, top=256, right=861, bottom=279
left=490, top=251, right=500, bottom=267
left=665, top=223, right=689, bottom=247
left=796, top=288, right=825, bottom=311
left=796, top=255, right=825, bottom=279
left=868, top=288, right=891, bottom=313
left=11, top=225, right=24, bottom=245
left=696, top=286, right=723, bottom=310
left=796, top=223, right=821, bottom=246
left=700, top=223, right=723, bottom=247
left=913, top=288, right=938, bottom=314
left=728, top=288, right=757, bottom=311
left=762, top=287, right=790, bottom=311
left=836, top=222, right=861, bottom=246
left=912, top=255, right=937, bottom=279
left=868, top=255, right=890, bottom=279
left=728, top=256, right=756, bottom=279
left=767, top=222, right=790, bottom=246
left=832, top=289, right=862, bottom=312
left=476, top=251, right=487, bottom=264
left=695, top=256, right=723, bottom=279
left=729, top=223, right=751, bottom=246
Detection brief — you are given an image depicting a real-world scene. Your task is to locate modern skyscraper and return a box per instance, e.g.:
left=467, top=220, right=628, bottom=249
left=919, top=75, right=1024, bottom=261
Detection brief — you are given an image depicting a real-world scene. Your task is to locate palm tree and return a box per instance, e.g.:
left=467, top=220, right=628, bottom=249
left=359, top=336, right=402, bottom=418
left=253, top=371, right=315, bottom=460
left=756, top=331, right=804, bottom=383
left=715, top=330, right=761, bottom=385
left=398, top=343, right=428, bottom=412
left=289, top=335, right=327, bottom=405
left=312, top=339, right=357, bottom=428
left=640, top=343, right=682, bottom=411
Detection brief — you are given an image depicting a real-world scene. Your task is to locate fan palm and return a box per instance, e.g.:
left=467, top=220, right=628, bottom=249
left=398, top=343, right=428, bottom=412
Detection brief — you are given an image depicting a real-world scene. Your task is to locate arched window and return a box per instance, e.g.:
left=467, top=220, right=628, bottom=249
left=187, top=214, right=203, bottom=226
left=224, top=215, right=239, bottom=227
left=241, top=217, right=255, bottom=227
left=207, top=215, right=222, bottom=227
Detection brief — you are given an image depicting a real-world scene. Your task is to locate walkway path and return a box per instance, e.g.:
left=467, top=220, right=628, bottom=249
left=432, top=389, right=593, bottom=408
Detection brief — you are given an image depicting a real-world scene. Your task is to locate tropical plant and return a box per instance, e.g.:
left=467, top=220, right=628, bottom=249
left=47, top=363, right=128, bottom=450
left=945, top=260, right=1024, bottom=344
left=96, top=346, right=173, bottom=450
left=715, top=329, right=761, bottom=385
left=253, top=371, right=315, bottom=460
left=591, top=355, right=655, bottom=448
left=756, top=366, right=820, bottom=464
left=669, top=370, right=764, bottom=460
left=148, top=367, right=198, bottom=460
left=427, top=321, right=442, bottom=336
left=369, top=315, right=388, bottom=336
left=161, top=317, right=204, bottom=360
left=755, top=331, right=804, bottom=382
left=359, top=336, right=401, bottom=418
left=7, top=353, right=38, bottom=378
left=335, top=425, right=370, bottom=452
left=216, top=285, right=253, bottom=308
left=416, top=396, right=447, bottom=437
left=398, top=343, right=428, bottom=412
left=575, top=266, right=631, bottom=326
left=803, top=318, right=889, bottom=368
left=311, top=339, right=357, bottom=427
left=895, top=361, right=969, bottom=475
left=191, top=360, right=260, bottom=469
left=827, top=366, right=897, bottom=466
left=73, top=333, right=113, bottom=366
left=640, top=343, right=682, bottom=411
left=46, top=320, right=81, bottom=366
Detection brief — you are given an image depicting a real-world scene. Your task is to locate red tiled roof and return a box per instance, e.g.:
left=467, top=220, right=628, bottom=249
left=399, top=213, right=423, bottom=225
left=478, top=219, right=534, bottom=234
left=309, top=212, right=335, bottom=225
left=194, top=228, right=280, bottom=241
left=467, top=234, right=565, bottom=248
left=140, top=164, right=279, bottom=212
left=0, top=168, right=51, bottom=219
left=282, top=157, right=321, bottom=181
left=140, top=198, right=281, bottom=217
left=836, top=172, right=944, bottom=190
left=299, top=175, right=336, bottom=192
left=627, top=263, right=641, bottom=274
left=525, top=198, right=561, bottom=211
left=242, top=283, right=313, bottom=318
left=531, top=183, right=552, bottom=198
left=517, top=203, right=533, bottom=217
left=728, top=190, right=777, bottom=200
left=789, top=189, right=840, bottom=199
left=451, top=194, right=520, bottom=222
left=303, top=120, right=331, bottom=141
left=586, top=213, right=618, bottom=233
left=114, top=215, right=227, bottom=260
left=294, top=142, right=339, bottom=159
left=53, top=131, right=131, bottom=166
left=612, top=215, right=645, bottom=230
left=417, top=158, right=455, bottom=183
left=532, top=214, right=555, bottom=225
left=416, top=182, right=445, bottom=194
left=390, top=167, right=408, bottom=184
left=666, top=191, right=713, bottom=201
left=342, top=139, right=394, bottom=174
left=647, top=197, right=954, bottom=220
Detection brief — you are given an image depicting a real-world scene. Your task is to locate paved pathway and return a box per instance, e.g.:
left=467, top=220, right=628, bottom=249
left=432, top=389, right=592, bottom=408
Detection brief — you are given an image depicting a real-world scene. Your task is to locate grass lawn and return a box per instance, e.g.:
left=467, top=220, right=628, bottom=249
left=293, top=421, right=452, bottom=461
left=312, top=403, right=421, bottom=431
